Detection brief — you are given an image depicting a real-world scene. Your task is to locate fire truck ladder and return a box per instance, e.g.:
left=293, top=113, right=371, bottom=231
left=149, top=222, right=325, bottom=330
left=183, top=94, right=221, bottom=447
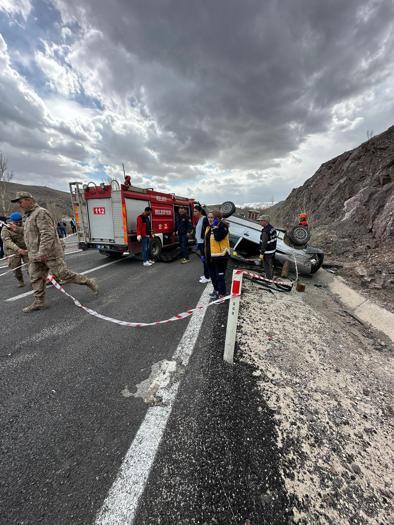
left=69, top=182, right=90, bottom=247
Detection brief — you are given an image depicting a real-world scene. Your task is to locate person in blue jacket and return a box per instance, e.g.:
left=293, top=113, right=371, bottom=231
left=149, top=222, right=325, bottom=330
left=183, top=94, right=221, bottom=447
left=194, top=205, right=210, bottom=283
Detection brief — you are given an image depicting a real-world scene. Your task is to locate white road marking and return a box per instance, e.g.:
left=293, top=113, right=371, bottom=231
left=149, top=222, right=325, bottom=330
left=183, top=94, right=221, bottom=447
left=5, top=259, right=123, bottom=302
left=95, top=284, right=212, bottom=525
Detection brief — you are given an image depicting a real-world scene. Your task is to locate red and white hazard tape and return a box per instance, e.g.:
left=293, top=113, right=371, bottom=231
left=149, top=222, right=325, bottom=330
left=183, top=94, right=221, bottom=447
left=0, top=254, right=16, bottom=267
left=47, top=274, right=234, bottom=328
left=0, top=262, right=28, bottom=277
left=43, top=268, right=290, bottom=329
left=1, top=250, right=82, bottom=274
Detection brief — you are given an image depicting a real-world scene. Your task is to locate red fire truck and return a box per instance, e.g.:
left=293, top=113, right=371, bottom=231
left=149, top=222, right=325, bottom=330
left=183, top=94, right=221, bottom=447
left=69, top=179, right=196, bottom=260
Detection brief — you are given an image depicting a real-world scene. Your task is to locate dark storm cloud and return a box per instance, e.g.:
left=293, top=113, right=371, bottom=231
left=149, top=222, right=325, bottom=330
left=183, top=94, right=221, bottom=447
left=0, top=0, right=393, bottom=202
left=56, top=0, right=394, bottom=169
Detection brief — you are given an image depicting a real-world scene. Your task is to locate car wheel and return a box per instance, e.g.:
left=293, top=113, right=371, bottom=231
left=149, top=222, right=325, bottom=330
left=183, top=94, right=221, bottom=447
left=310, top=253, right=324, bottom=273
left=287, top=225, right=311, bottom=246
left=150, top=237, right=162, bottom=259
left=220, top=201, right=236, bottom=218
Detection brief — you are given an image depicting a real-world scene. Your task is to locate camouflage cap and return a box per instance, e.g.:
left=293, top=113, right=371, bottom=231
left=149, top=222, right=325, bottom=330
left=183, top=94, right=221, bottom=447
left=258, top=214, right=270, bottom=222
left=10, top=191, right=34, bottom=202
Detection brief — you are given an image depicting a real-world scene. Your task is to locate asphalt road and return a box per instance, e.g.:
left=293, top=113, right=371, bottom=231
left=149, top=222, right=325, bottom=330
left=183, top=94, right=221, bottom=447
left=0, top=246, right=211, bottom=524
left=1, top=242, right=290, bottom=524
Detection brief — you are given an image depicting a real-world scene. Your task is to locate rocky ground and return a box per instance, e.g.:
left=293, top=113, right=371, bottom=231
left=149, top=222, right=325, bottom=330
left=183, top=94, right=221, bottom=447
left=311, top=228, right=394, bottom=314
left=237, top=272, right=393, bottom=524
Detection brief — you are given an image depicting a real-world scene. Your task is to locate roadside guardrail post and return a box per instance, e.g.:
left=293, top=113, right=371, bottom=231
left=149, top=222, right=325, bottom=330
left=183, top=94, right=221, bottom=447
left=224, top=270, right=243, bottom=364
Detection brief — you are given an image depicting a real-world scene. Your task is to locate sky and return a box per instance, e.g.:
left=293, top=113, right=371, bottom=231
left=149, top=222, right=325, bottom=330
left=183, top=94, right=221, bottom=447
left=0, top=0, right=393, bottom=206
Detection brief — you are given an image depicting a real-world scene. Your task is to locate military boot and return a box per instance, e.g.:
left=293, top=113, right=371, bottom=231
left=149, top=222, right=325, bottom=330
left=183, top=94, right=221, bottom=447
left=85, top=277, right=98, bottom=294
left=17, top=280, right=25, bottom=288
left=22, top=300, right=48, bottom=313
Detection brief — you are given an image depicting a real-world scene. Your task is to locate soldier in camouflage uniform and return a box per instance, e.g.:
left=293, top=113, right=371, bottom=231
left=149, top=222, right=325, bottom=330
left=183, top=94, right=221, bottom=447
left=11, top=191, right=98, bottom=313
left=0, top=212, right=29, bottom=287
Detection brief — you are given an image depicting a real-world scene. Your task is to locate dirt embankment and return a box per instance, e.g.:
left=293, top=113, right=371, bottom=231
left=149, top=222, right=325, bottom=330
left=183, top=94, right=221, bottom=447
left=237, top=274, right=393, bottom=524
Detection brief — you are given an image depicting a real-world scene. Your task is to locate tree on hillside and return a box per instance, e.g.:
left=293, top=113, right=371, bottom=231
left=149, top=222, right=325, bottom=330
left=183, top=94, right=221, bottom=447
left=46, top=202, right=64, bottom=224
left=0, top=152, right=14, bottom=216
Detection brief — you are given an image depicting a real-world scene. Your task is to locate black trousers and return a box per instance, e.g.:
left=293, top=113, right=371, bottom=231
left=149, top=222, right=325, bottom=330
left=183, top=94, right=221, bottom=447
left=179, top=234, right=189, bottom=259
left=208, top=258, right=228, bottom=295
left=263, top=253, right=275, bottom=280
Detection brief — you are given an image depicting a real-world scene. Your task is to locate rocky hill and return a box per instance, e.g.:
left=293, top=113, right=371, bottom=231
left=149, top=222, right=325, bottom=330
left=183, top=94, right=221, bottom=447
left=0, top=181, right=72, bottom=221
left=268, top=125, right=394, bottom=309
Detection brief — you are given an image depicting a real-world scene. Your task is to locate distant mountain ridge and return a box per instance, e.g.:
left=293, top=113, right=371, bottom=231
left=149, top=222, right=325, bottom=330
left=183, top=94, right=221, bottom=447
left=0, top=181, right=72, bottom=219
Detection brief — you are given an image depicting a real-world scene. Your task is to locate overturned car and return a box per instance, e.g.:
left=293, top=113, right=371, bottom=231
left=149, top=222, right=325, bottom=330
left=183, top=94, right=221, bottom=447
left=219, top=202, right=324, bottom=275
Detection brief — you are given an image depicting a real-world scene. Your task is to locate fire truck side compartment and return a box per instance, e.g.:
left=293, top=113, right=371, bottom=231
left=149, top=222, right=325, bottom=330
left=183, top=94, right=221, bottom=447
left=125, top=198, right=150, bottom=232
left=86, top=190, right=125, bottom=244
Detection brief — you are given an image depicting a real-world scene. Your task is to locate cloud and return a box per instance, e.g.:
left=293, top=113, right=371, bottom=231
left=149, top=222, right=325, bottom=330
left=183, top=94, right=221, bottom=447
left=0, top=0, right=32, bottom=20
left=0, top=0, right=393, bottom=205
left=35, top=41, right=81, bottom=96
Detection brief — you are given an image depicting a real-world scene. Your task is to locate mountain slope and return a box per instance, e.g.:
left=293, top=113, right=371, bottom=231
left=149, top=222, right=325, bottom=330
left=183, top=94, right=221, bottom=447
left=267, top=125, right=394, bottom=309
left=0, top=181, right=72, bottom=220
left=269, top=126, right=394, bottom=243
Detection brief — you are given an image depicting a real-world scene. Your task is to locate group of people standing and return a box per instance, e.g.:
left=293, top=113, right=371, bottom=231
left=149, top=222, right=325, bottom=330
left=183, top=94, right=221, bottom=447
left=187, top=207, right=277, bottom=298
left=57, top=218, right=77, bottom=238
left=2, top=192, right=277, bottom=312
left=136, top=204, right=231, bottom=299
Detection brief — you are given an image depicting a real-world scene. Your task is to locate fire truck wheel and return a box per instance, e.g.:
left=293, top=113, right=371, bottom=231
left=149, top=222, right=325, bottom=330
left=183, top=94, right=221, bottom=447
left=150, top=237, right=162, bottom=259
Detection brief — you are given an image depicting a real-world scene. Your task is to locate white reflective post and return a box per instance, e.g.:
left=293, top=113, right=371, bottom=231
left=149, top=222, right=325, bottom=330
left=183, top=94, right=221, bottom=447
left=224, top=270, right=243, bottom=364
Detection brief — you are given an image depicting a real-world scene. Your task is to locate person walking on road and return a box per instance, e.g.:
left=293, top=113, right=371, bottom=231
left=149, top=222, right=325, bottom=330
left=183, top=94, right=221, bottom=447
left=70, top=218, right=77, bottom=234
left=137, top=207, right=155, bottom=267
left=176, top=207, right=192, bottom=263
left=11, top=191, right=98, bottom=313
left=57, top=222, right=65, bottom=238
left=0, top=212, right=29, bottom=287
left=205, top=210, right=230, bottom=299
left=258, top=215, right=277, bottom=280
left=194, top=206, right=210, bottom=283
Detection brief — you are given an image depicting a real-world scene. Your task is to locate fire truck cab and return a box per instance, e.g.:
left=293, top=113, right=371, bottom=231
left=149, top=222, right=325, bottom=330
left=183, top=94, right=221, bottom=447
left=69, top=179, right=195, bottom=260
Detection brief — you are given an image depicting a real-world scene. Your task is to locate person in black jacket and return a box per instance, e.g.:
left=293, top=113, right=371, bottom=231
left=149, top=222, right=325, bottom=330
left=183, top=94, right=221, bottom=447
left=258, top=215, right=277, bottom=280
left=176, top=207, right=192, bottom=263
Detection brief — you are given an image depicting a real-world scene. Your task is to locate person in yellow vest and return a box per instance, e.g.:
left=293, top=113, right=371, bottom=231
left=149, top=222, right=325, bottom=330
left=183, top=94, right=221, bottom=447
left=204, top=210, right=230, bottom=299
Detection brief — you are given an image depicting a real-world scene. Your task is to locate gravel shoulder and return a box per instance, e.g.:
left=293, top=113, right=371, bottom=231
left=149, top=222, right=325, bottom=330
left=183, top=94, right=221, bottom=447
left=237, top=273, right=393, bottom=525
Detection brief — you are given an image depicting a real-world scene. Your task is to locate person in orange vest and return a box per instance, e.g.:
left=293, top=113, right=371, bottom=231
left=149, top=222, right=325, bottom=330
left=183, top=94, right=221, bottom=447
left=299, top=213, right=308, bottom=226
